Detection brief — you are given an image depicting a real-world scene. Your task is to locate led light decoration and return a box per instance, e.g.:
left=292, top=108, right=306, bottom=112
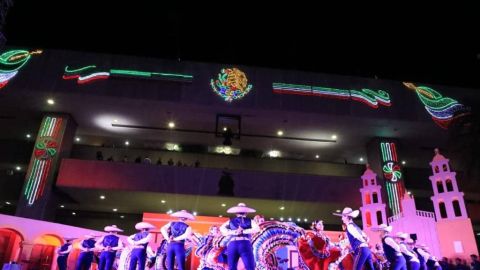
left=210, top=68, right=253, bottom=102
left=0, top=49, right=42, bottom=89
left=403, top=82, right=470, bottom=129
left=24, top=116, right=64, bottom=205
left=63, top=65, right=193, bottom=84
left=380, top=142, right=405, bottom=215
left=272, top=83, right=391, bottom=108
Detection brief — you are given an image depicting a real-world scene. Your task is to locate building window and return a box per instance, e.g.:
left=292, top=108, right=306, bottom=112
left=371, top=179, right=375, bottom=185
left=365, top=211, right=372, bottom=227
left=365, top=180, right=368, bottom=186
left=453, top=200, right=462, bottom=217
left=372, top=192, right=379, bottom=204
left=365, top=192, right=371, bottom=204
left=434, top=166, right=439, bottom=173
left=443, top=164, right=448, bottom=172
left=439, top=201, right=447, bottom=219
left=376, top=210, right=383, bottom=225
left=446, top=179, right=454, bottom=192
left=437, top=181, right=444, bottom=193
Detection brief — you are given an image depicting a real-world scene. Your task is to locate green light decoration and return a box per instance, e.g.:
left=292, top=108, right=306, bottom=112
left=0, top=49, right=42, bottom=89
left=403, top=82, right=470, bottom=129
left=63, top=65, right=193, bottom=84
left=272, top=83, right=391, bottom=109
left=380, top=142, right=405, bottom=216
left=24, top=116, right=63, bottom=205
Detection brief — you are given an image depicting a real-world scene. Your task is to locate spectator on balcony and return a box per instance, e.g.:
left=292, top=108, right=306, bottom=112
left=167, top=158, right=174, bottom=166
left=143, top=157, right=152, bottom=164
left=194, top=160, right=200, bottom=168
left=122, top=156, right=128, bottom=162
left=135, top=156, right=142, bottom=163
left=156, top=157, right=162, bottom=165
left=96, top=151, right=104, bottom=161
left=218, top=170, right=235, bottom=196
left=177, top=160, right=183, bottom=167
left=107, top=156, right=114, bottom=162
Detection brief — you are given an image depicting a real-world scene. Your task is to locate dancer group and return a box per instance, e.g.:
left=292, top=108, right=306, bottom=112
left=57, top=204, right=442, bottom=270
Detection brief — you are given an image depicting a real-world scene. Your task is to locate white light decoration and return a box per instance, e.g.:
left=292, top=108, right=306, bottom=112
left=268, top=150, right=281, bottom=158
left=165, top=143, right=181, bottom=151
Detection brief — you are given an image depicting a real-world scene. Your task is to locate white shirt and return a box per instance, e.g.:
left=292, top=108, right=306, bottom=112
left=95, top=234, right=124, bottom=251
left=346, top=223, right=367, bottom=243
left=220, top=218, right=260, bottom=236
left=399, top=243, right=419, bottom=262
left=127, top=232, right=152, bottom=246
left=160, top=222, right=192, bottom=242
left=384, top=236, right=401, bottom=252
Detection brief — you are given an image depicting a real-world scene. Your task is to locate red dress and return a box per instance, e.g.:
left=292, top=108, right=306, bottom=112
left=298, top=231, right=354, bottom=270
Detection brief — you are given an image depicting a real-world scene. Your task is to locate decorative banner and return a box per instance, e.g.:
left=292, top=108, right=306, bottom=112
left=380, top=142, right=405, bottom=216
left=63, top=65, right=193, bottom=84
left=272, top=83, right=391, bottom=109
left=210, top=68, right=253, bottom=102
left=24, top=116, right=63, bottom=205
left=403, top=82, right=470, bottom=129
left=0, top=49, right=42, bottom=89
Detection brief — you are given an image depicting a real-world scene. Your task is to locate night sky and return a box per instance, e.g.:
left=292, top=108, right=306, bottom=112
left=3, top=2, right=480, bottom=88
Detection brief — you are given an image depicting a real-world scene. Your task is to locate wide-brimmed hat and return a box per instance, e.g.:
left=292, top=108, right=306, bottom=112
left=171, top=210, right=195, bottom=220
left=227, top=203, right=256, bottom=214
left=63, top=236, right=77, bottom=241
left=395, top=232, right=410, bottom=240
left=135, top=222, right=156, bottom=230
left=84, top=233, right=97, bottom=239
left=104, top=225, right=123, bottom=232
left=371, top=224, right=393, bottom=232
left=332, top=207, right=360, bottom=218
left=406, top=238, right=415, bottom=244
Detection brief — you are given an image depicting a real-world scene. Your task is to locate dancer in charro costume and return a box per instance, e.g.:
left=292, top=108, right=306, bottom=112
left=334, top=207, right=374, bottom=270
left=57, top=237, right=75, bottom=270
left=220, top=203, right=260, bottom=270
left=96, top=225, right=124, bottom=270
left=161, top=210, right=195, bottom=270
left=127, top=222, right=155, bottom=270
left=75, top=234, right=97, bottom=270
left=372, top=224, right=406, bottom=270
left=396, top=233, right=420, bottom=270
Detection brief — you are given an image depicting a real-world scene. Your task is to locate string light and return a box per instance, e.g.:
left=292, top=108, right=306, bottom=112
left=272, top=83, right=392, bottom=108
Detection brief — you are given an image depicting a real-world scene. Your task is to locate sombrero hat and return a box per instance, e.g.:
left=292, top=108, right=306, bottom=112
left=395, top=232, right=410, bottom=239
left=84, top=233, right=97, bottom=239
left=135, top=222, right=156, bottom=230
left=227, top=203, right=256, bottom=214
left=171, top=210, right=195, bottom=220
left=332, top=207, right=360, bottom=218
left=371, top=224, right=393, bottom=232
left=104, top=225, right=123, bottom=232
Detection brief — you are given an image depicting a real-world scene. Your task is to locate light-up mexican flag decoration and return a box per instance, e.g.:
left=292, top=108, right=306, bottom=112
left=0, top=49, right=42, bottom=89
left=63, top=65, right=193, bottom=84
left=380, top=142, right=405, bottom=215
left=24, top=116, right=64, bottom=205
left=272, top=83, right=391, bottom=109
left=211, top=68, right=253, bottom=102
left=403, top=82, right=470, bottom=129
